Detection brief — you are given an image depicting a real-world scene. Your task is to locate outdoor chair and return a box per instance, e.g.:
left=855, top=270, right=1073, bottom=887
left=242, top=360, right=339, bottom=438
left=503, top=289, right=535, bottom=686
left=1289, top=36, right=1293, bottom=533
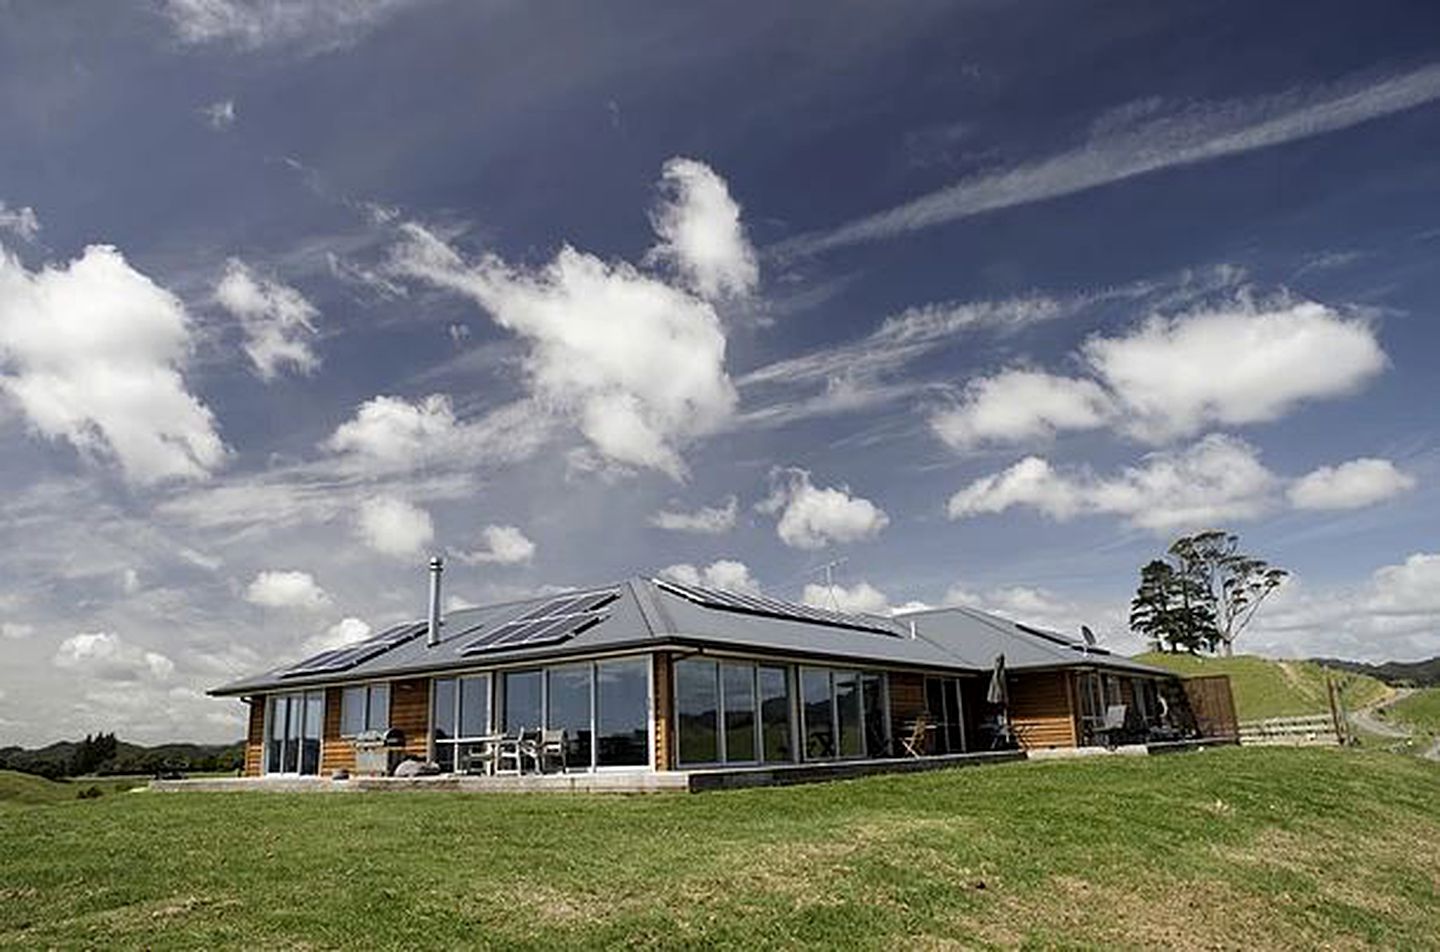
left=457, top=736, right=501, bottom=775
left=495, top=728, right=526, bottom=774
left=1093, top=704, right=1128, bottom=748
left=900, top=714, right=929, bottom=757
left=528, top=728, right=567, bottom=774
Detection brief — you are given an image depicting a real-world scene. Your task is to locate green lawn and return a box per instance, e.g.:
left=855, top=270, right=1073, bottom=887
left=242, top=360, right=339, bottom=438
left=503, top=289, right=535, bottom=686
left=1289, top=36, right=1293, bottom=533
left=2, top=749, right=1438, bottom=949
left=1137, top=652, right=1389, bottom=720
left=0, top=770, right=143, bottom=806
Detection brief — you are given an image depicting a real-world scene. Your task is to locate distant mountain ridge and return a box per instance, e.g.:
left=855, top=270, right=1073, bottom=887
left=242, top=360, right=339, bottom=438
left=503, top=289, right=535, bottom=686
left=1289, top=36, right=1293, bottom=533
left=1313, top=656, right=1440, bottom=687
left=0, top=736, right=243, bottom=780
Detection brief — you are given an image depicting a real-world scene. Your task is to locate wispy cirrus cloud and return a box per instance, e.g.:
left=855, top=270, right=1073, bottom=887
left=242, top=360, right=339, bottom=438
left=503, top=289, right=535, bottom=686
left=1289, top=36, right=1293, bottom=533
left=778, top=63, right=1440, bottom=256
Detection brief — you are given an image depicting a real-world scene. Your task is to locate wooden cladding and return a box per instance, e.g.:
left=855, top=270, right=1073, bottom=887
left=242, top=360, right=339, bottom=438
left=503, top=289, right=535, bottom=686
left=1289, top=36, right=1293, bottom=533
left=888, top=672, right=926, bottom=731
left=320, top=686, right=353, bottom=775
left=1009, top=670, right=1078, bottom=750
left=390, top=677, right=431, bottom=760
left=243, top=698, right=265, bottom=777
left=653, top=653, right=673, bottom=771
left=1183, top=675, right=1238, bottom=739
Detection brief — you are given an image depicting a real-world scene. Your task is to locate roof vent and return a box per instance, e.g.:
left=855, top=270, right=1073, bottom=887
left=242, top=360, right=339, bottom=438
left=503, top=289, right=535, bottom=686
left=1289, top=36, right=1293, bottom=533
left=427, top=556, right=444, bottom=647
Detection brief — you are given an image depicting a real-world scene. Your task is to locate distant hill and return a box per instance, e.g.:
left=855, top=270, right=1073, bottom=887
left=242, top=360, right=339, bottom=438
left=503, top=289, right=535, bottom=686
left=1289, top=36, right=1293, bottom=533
left=0, top=736, right=243, bottom=780
left=0, top=769, right=143, bottom=804
left=1137, top=652, right=1389, bottom=720
left=1310, top=656, right=1440, bottom=688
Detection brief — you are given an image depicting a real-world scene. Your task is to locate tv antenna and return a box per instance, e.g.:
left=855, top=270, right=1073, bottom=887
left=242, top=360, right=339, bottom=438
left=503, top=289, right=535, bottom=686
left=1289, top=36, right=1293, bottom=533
left=806, top=557, right=849, bottom=611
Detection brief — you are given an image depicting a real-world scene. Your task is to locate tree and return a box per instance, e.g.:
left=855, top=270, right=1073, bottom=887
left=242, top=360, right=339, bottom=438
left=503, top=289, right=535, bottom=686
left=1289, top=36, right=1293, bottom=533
left=1129, top=559, right=1218, bottom=653
left=1167, top=531, right=1288, bottom=657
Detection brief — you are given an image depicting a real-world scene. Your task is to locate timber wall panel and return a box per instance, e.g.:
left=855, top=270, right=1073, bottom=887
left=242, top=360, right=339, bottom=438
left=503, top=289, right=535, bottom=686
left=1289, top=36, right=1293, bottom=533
left=653, top=653, right=673, bottom=771
left=1183, top=675, right=1238, bottom=739
left=320, top=687, right=354, bottom=775
left=244, top=698, right=265, bottom=777
left=391, top=677, right=431, bottom=760
left=1009, top=670, right=1078, bottom=749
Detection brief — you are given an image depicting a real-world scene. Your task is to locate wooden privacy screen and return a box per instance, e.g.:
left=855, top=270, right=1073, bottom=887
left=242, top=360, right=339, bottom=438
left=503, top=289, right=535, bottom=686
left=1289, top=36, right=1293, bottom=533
left=1009, top=670, right=1078, bottom=749
left=1182, top=675, right=1239, bottom=739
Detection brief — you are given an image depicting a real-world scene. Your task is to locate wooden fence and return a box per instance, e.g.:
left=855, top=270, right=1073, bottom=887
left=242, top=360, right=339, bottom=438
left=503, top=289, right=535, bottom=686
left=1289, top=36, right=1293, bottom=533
left=1182, top=675, right=1239, bottom=740
left=1237, top=714, right=1341, bottom=747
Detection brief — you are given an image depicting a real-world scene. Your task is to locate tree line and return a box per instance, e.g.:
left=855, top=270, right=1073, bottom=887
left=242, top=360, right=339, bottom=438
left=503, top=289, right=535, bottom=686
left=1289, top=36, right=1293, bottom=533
left=0, top=733, right=244, bottom=779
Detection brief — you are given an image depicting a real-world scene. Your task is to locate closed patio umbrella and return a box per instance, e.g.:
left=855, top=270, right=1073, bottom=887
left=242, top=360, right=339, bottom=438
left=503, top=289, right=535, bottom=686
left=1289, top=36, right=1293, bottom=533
left=986, top=653, right=1008, bottom=706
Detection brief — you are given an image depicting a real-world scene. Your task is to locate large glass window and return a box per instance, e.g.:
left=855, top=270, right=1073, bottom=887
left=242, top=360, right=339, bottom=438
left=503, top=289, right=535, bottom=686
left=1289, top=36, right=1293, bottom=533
left=431, top=678, right=457, bottom=772
left=596, top=658, right=649, bottom=767
left=676, top=659, right=720, bottom=765
left=801, top=668, right=835, bottom=760
left=502, top=670, right=543, bottom=732
left=861, top=673, right=889, bottom=758
left=341, top=683, right=389, bottom=736
left=546, top=664, right=593, bottom=768
left=759, top=666, right=793, bottom=763
left=925, top=677, right=964, bottom=754
left=301, top=691, right=323, bottom=775
left=266, top=690, right=324, bottom=775
left=835, top=671, right=864, bottom=758
left=722, top=662, right=757, bottom=763
left=459, top=676, right=490, bottom=737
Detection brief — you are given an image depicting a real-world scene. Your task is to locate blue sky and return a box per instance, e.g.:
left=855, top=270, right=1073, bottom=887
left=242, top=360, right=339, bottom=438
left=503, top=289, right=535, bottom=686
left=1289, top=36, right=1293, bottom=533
left=2, top=0, right=1438, bottom=744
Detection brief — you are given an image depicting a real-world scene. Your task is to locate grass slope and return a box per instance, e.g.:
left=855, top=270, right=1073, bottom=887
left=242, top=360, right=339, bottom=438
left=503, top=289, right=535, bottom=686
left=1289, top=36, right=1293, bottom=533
left=0, top=770, right=138, bottom=805
left=1389, top=688, right=1440, bottom=735
left=2, top=748, right=1438, bottom=949
left=1137, top=652, right=1389, bottom=720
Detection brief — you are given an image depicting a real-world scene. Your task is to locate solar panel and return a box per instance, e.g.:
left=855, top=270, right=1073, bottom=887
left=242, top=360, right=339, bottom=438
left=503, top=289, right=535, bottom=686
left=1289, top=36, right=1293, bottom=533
left=281, top=621, right=427, bottom=678
left=459, top=589, right=617, bottom=655
left=653, top=578, right=897, bottom=635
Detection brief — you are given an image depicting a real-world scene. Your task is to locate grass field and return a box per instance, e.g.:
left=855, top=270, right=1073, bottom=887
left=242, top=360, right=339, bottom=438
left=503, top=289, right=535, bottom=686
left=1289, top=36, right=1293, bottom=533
left=0, top=770, right=143, bottom=806
left=1137, top=652, right=1389, bottom=720
left=2, top=748, right=1438, bottom=949
left=1388, top=688, right=1440, bottom=735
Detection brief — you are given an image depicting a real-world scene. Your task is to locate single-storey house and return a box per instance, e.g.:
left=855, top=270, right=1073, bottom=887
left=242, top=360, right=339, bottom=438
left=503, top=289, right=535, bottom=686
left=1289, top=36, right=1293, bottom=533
left=211, top=563, right=1232, bottom=782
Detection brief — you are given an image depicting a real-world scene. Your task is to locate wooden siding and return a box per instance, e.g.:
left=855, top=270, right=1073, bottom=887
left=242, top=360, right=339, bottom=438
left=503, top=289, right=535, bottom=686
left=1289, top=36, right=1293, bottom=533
left=1183, top=675, right=1238, bottom=739
left=1009, top=670, right=1078, bottom=749
left=244, top=698, right=264, bottom=777
left=320, top=687, right=353, bottom=775
left=653, top=653, right=673, bottom=771
left=391, top=677, right=430, bottom=761
left=888, top=671, right=927, bottom=751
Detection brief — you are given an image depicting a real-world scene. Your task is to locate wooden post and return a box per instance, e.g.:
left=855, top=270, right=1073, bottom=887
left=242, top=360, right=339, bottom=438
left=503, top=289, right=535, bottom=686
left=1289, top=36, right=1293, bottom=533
left=1326, top=675, right=1346, bottom=746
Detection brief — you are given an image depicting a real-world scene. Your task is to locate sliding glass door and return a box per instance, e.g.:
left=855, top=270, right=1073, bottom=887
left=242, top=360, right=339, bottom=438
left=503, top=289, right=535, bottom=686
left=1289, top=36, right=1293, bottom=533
left=675, top=659, right=795, bottom=767
left=265, top=690, right=324, bottom=776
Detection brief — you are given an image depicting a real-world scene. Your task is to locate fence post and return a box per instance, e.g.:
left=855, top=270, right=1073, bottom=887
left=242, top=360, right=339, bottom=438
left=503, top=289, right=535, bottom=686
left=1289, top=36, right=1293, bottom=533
left=1325, top=675, right=1346, bottom=745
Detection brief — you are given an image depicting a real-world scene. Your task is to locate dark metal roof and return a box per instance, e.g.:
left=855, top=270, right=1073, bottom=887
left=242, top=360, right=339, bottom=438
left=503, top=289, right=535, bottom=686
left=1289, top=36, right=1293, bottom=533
left=209, top=576, right=1175, bottom=696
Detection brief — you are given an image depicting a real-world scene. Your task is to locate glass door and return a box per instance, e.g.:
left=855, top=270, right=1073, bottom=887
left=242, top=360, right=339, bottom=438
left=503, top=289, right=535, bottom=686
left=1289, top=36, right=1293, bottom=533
left=266, top=690, right=324, bottom=776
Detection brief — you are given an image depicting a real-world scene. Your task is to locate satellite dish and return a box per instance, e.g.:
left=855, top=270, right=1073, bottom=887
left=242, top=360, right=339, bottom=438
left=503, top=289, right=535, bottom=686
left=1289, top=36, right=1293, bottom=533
left=1080, top=625, right=1097, bottom=647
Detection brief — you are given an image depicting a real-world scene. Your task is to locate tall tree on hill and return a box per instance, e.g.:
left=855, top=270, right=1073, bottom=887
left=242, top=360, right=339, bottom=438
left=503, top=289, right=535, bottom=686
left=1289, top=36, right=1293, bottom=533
left=1129, top=559, right=1218, bottom=653
left=1167, top=531, right=1288, bottom=657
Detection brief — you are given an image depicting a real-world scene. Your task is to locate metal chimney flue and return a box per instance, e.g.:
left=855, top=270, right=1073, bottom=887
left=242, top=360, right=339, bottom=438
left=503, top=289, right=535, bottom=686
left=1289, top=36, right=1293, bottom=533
left=427, top=556, right=444, bottom=647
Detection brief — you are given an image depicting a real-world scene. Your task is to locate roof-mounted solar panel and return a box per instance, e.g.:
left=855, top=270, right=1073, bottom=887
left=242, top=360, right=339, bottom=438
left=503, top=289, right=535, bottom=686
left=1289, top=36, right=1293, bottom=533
left=653, top=578, right=897, bottom=636
left=459, top=589, right=617, bottom=655
left=281, top=621, right=426, bottom=678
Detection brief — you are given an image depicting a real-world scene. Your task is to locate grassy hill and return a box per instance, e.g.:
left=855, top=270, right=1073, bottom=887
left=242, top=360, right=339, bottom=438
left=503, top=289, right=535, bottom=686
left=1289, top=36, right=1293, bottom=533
left=1389, top=687, right=1440, bottom=735
left=1, top=748, right=1436, bottom=948
left=1137, top=652, right=1390, bottom=720
left=0, top=770, right=140, bottom=805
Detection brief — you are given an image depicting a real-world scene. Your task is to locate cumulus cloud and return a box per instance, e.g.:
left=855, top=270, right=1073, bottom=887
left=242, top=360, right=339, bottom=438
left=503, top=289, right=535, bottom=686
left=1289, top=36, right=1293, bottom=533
left=947, top=433, right=1280, bottom=533
left=325, top=393, right=457, bottom=465
left=390, top=161, right=745, bottom=479
left=1287, top=458, right=1416, bottom=510
left=0, top=243, right=225, bottom=485
left=53, top=632, right=175, bottom=682
left=356, top=496, right=434, bottom=558
left=0, top=201, right=39, bottom=241
left=660, top=559, right=761, bottom=595
left=760, top=468, right=889, bottom=549
left=649, top=496, right=738, bottom=534
left=161, top=0, right=421, bottom=52
left=931, top=369, right=1114, bottom=450
left=1, top=622, right=35, bottom=639
left=802, top=580, right=891, bottom=614
left=215, top=258, right=320, bottom=381
left=244, top=569, right=331, bottom=610
left=453, top=525, right=535, bottom=566
left=300, top=616, right=371, bottom=656
left=648, top=157, right=758, bottom=300
left=1084, top=299, right=1385, bottom=442
left=200, top=99, right=236, bottom=130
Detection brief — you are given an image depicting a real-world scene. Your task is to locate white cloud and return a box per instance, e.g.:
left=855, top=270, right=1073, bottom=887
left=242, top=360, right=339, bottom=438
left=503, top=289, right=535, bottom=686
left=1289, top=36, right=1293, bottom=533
left=0, top=243, right=226, bottom=485
left=1084, top=299, right=1385, bottom=443
left=300, top=616, right=371, bottom=656
left=930, top=369, right=1114, bottom=450
left=948, top=433, right=1280, bottom=533
left=244, top=569, right=331, bottom=610
left=161, top=0, right=421, bottom=52
left=1, top=622, right=34, bottom=640
left=215, top=258, right=320, bottom=381
left=0, top=201, right=39, bottom=241
left=325, top=393, right=457, bottom=465
left=453, top=525, right=535, bottom=566
left=649, top=496, right=738, bottom=534
left=802, top=580, right=890, bottom=615
left=1288, top=458, right=1416, bottom=511
left=760, top=468, right=889, bottom=550
left=660, top=559, right=761, bottom=595
left=53, top=631, right=175, bottom=683
left=780, top=63, right=1440, bottom=255
left=200, top=99, right=236, bottom=130
left=356, top=496, right=434, bottom=558
left=122, top=568, right=142, bottom=595
left=391, top=162, right=741, bottom=479
left=648, top=157, right=758, bottom=300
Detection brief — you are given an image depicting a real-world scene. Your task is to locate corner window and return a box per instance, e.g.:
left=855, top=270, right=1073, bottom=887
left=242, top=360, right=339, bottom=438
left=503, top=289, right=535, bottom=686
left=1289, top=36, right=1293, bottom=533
left=341, top=683, right=390, bottom=736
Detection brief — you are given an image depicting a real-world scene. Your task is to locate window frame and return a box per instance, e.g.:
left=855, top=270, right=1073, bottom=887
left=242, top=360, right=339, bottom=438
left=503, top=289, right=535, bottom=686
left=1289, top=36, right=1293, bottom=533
left=339, top=681, right=391, bottom=738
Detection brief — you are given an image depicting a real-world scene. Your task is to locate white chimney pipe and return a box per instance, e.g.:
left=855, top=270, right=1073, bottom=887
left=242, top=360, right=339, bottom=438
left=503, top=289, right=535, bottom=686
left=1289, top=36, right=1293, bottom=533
left=427, top=556, right=444, bottom=647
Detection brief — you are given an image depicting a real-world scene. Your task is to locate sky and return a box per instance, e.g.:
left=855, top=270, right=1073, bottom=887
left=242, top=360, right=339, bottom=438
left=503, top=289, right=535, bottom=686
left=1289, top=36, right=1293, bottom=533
left=1, top=0, right=1439, bottom=746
